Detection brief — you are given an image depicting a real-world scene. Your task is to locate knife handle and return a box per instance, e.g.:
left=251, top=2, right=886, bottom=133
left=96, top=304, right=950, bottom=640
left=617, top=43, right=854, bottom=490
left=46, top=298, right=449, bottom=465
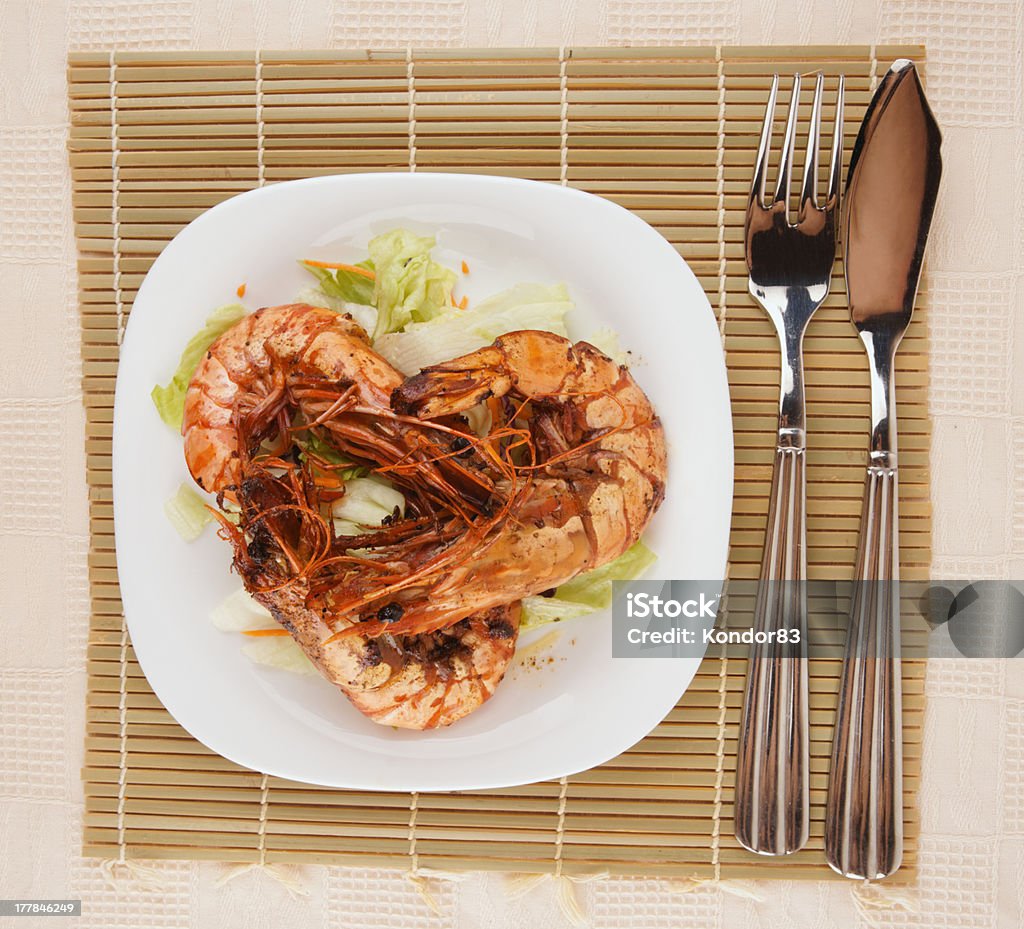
left=825, top=459, right=903, bottom=879
left=735, top=440, right=809, bottom=856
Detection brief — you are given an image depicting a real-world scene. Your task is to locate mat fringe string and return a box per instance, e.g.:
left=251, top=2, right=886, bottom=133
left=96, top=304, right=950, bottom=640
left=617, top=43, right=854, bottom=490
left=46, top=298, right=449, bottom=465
left=215, top=774, right=309, bottom=897
left=408, top=871, right=469, bottom=915
left=403, top=793, right=474, bottom=913
left=257, top=773, right=269, bottom=866
left=108, top=51, right=125, bottom=347
left=714, top=45, right=728, bottom=343
left=709, top=45, right=731, bottom=884
left=214, top=862, right=310, bottom=898
left=507, top=870, right=609, bottom=926
left=405, top=790, right=435, bottom=912
left=98, top=51, right=206, bottom=892
left=255, top=51, right=266, bottom=187
left=408, top=790, right=420, bottom=875
left=504, top=777, right=602, bottom=925
left=93, top=593, right=133, bottom=895
left=549, top=66, right=575, bottom=911
left=710, top=581, right=730, bottom=882
left=553, top=775, right=569, bottom=878
left=99, top=49, right=134, bottom=888
left=558, top=46, right=569, bottom=185
left=111, top=617, right=129, bottom=862
left=99, top=857, right=166, bottom=891
left=852, top=879, right=919, bottom=927
left=667, top=876, right=765, bottom=901
left=406, top=47, right=417, bottom=172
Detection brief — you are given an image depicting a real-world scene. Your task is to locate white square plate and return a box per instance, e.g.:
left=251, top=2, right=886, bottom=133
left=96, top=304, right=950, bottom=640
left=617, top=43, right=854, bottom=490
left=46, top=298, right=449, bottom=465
left=113, top=173, right=733, bottom=791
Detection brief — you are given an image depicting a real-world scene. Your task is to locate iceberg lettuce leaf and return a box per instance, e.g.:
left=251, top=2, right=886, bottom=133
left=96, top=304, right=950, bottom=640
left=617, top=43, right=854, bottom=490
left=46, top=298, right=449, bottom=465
left=374, top=282, right=573, bottom=375
left=210, top=588, right=317, bottom=676
left=163, top=483, right=214, bottom=542
left=521, top=541, right=657, bottom=630
left=300, top=259, right=375, bottom=306
left=210, top=587, right=276, bottom=632
left=368, top=229, right=456, bottom=338
left=241, top=637, right=319, bottom=675
left=331, top=477, right=406, bottom=529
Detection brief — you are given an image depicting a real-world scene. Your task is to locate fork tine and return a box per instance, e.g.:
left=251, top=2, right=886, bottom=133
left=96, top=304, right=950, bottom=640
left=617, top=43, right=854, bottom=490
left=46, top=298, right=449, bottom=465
left=750, top=74, right=779, bottom=209
left=772, top=74, right=802, bottom=214
left=825, top=74, right=845, bottom=211
left=798, top=73, right=824, bottom=219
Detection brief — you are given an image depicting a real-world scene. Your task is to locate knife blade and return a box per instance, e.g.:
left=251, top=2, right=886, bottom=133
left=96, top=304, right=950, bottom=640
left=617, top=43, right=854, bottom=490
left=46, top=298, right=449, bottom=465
left=845, top=59, right=942, bottom=334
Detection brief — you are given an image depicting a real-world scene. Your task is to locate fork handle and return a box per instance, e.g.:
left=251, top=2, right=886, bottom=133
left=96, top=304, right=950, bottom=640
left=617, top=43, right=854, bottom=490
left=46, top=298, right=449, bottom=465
left=825, top=457, right=903, bottom=879
left=734, top=439, right=809, bottom=855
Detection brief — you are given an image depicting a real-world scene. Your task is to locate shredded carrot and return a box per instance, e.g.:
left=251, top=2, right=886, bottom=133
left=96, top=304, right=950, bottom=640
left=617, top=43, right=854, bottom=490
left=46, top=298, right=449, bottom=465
left=450, top=292, right=458, bottom=307
left=236, top=282, right=246, bottom=298
left=302, top=260, right=376, bottom=281
left=461, top=260, right=470, bottom=274
left=310, top=468, right=343, bottom=489
left=242, top=628, right=290, bottom=637
left=458, top=295, right=468, bottom=310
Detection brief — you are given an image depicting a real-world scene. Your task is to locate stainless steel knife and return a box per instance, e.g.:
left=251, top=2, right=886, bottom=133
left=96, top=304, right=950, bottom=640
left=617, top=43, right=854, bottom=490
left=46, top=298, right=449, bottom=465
left=825, top=59, right=942, bottom=880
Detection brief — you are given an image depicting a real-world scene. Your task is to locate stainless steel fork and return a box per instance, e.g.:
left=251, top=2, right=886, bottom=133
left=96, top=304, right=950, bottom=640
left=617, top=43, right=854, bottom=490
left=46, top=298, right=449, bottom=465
left=734, top=72, right=844, bottom=856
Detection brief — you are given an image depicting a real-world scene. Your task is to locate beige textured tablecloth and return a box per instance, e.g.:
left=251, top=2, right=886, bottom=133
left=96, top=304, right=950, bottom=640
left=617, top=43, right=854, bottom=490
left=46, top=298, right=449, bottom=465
left=1, top=0, right=1021, bottom=926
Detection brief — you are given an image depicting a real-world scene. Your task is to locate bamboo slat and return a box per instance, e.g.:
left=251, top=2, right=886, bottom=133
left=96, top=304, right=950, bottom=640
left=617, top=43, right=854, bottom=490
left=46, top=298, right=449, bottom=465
left=69, top=45, right=929, bottom=883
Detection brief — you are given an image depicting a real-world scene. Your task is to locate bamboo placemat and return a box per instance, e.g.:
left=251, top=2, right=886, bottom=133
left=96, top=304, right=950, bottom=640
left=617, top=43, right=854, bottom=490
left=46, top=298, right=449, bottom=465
left=69, top=45, right=930, bottom=882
